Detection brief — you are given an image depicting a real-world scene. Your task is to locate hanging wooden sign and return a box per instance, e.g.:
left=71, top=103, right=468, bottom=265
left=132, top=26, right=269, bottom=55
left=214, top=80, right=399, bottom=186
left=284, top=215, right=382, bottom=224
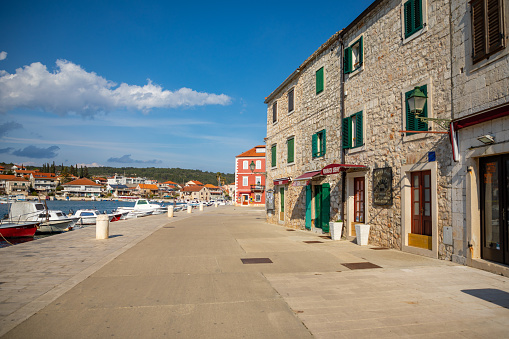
left=373, top=167, right=393, bottom=206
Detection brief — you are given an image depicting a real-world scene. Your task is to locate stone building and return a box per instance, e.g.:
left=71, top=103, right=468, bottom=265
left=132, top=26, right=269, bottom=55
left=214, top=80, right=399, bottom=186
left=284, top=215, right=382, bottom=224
left=265, top=0, right=457, bottom=260
left=450, top=0, right=509, bottom=273
left=265, top=32, right=343, bottom=232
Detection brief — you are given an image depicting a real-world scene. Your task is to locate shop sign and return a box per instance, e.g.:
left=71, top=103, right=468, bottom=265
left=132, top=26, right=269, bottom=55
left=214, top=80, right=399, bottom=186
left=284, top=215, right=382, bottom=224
left=321, top=164, right=342, bottom=175
left=373, top=167, right=393, bottom=206
left=291, top=180, right=310, bottom=187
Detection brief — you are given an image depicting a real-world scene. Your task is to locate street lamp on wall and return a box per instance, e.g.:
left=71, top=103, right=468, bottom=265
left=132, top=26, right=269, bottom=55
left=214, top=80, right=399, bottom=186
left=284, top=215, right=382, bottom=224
left=250, top=160, right=256, bottom=174
left=407, top=86, right=428, bottom=115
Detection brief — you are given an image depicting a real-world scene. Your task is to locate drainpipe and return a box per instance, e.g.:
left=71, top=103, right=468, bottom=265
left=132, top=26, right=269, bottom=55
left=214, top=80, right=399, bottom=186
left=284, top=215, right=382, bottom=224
left=339, top=35, right=346, bottom=222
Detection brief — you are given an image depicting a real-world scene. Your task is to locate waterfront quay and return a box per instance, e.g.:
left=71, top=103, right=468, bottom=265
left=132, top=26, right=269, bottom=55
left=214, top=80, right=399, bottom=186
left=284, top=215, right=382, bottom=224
left=1, top=207, right=509, bottom=338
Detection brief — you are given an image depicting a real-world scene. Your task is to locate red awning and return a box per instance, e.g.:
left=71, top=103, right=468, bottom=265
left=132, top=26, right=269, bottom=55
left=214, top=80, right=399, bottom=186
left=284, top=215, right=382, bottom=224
left=321, top=164, right=368, bottom=175
left=453, top=104, right=509, bottom=130
left=273, top=177, right=291, bottom=185
left=293, top=170, right=322, bottom=181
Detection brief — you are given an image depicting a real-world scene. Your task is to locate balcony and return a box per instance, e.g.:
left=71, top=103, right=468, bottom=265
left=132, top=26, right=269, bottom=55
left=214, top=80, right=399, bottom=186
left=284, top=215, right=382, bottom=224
left=250, top=184, right=265, bottom=192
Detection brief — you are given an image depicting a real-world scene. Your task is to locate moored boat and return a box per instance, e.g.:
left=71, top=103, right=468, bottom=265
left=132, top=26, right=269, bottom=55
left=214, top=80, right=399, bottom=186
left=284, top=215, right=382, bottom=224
left=72, top=209, right=121, bottom=225
left=9, top=201, right=80, bottom=233
left=0, top=221, right=39, bottom=238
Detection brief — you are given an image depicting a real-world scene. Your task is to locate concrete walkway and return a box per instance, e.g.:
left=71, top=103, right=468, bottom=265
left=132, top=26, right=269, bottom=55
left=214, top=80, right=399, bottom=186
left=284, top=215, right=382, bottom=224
left=1, top=206, right=509, bottom=338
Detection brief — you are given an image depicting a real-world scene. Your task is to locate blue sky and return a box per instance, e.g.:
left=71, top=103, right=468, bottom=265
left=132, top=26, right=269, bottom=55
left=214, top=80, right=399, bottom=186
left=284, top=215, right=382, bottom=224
left=0, top=0, right=373, bottom=173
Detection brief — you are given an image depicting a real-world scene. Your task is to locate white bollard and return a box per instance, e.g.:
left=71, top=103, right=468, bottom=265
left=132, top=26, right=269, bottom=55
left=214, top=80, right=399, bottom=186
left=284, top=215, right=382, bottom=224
left=96, top=214, right=109, bottom=239
left=167, top=206, right=174, bottom=218
left=187, top=205, right=192, bottom=213
left=215, top=203, right=218, bottom=208
left=199, top=203, right=204, bottom=211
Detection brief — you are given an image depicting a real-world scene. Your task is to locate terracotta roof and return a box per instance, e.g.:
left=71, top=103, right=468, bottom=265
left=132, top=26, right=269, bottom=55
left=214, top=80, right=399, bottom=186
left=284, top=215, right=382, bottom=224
left=236, top=145, right=266, bottom=158
left=63, top=178, right=102, bottom=186
left=32, top=172, right=56, bottom=178
left=138, top=184, right=158, bottom=190
left=188, top=180, right=203, bottom=186
left=0, top=175, right=28, bottom=181
left=182, top=186, right=204, bottom=192
left=204, top=184, right=219, bottom=189
left=163, top=181, right=179, bottom=185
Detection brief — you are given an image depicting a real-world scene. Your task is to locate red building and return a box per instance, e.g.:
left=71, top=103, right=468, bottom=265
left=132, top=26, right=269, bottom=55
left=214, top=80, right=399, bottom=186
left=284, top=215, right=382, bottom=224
left=235, top=145, right=266, bottom=206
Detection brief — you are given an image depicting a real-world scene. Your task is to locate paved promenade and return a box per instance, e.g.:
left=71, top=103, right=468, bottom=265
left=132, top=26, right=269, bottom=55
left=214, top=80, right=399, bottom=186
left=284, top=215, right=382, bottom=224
left=1, top=206, right=509, bottom=338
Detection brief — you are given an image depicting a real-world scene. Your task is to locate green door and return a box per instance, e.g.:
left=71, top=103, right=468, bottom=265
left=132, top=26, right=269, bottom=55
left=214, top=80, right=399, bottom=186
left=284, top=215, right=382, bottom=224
left=314, top=185, right=322, bottom=228
left=280, top=187, right=285, bottom=221
left=321, top=183, right=330, bottom=232
left=305, top=185, right=312, bottom=229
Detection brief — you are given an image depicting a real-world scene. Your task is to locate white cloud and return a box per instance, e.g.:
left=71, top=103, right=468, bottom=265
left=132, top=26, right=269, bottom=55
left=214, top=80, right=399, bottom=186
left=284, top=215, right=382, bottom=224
left=0, top=59, right=232, bottom=116
left=77, top=162, right=104, bottom=168
left=0, top=52, right=6, bottom=61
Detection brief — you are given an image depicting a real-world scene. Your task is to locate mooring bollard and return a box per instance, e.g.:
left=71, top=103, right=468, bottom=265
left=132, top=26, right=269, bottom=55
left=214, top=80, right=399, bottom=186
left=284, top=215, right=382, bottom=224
left=215, top=203, right=218, bottom=208
left=96, top=214, right=109, bottom=239
left=199, top=203, right=204, bottom=211
left=187, top=205, right=192, bottom=213
left=168, top=205, right=174, bottom=218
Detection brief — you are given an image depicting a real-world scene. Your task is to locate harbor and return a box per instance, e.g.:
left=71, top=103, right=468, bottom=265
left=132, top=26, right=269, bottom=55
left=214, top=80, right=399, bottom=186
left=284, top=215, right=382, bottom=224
left=2, top=206, right=509, bottom=338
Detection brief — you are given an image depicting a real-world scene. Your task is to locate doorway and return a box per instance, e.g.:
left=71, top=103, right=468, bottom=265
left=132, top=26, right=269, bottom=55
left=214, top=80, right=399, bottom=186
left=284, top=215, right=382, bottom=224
left=242, top=194, right=249, bottom=206
left=408, top=170, right=432, bottom=249
left=480, top=155, right=509, bottom=265
left=313, top=184, right=330, bottom=232
left=279, top=187, right=285, bottom=222
left=351, top=177, right=365, bottom=236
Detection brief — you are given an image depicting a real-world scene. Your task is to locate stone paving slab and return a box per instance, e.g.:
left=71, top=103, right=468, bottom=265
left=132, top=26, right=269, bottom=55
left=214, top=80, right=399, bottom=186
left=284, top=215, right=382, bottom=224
left=0, top=210, right=194, bottom=337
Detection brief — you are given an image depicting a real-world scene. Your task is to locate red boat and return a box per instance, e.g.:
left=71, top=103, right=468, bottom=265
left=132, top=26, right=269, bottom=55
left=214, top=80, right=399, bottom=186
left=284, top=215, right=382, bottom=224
left=0, top=221, right=39, bottom=238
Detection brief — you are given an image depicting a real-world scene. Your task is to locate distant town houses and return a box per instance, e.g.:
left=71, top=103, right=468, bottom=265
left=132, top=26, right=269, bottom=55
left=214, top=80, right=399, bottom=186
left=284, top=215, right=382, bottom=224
left=62, top=178, right=102, bottom=197
left=0, top=175, right=29, bottom=196
left=263, top=0, right=509, bottom=275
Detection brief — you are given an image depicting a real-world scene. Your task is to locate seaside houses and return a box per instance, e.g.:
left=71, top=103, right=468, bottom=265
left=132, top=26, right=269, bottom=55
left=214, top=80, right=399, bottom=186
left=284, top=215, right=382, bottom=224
left=30, top=172, right=58, bottom=193
left=264, top=0, right=508, bottom=272
left=136, top=183, right=159, bottom=197
left=235, top=145, right=266, bottom=206
left=180, top=185, right=210, bottom=201
left=62, top=178, right=102, bottom=197
left=0, top=175, right=29, bottom=196
left=204, top=184, right=224, bottom=201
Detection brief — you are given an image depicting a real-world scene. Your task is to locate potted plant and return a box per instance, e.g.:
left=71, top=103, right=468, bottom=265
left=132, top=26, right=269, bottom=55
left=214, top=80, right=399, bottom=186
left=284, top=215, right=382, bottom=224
left=355, top=224, right=371, bottom=245
left=330, top=219, right=343, bottom=240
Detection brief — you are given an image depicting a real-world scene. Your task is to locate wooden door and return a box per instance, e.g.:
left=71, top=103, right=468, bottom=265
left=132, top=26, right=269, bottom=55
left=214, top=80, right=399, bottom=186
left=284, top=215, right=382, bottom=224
left=411, top=171, right=432, bottom=236
left=354, top=177, right=365, bottom=223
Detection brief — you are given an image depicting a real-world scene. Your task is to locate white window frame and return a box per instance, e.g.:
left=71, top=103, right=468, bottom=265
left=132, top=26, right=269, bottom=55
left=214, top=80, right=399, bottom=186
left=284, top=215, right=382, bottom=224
left=400, top=0, right=428, bottom=45
left=256, top=160, right=261, bottom=169
left=243, top=161, right=248, bottom=169
left=255, top=176, right=262, bottom=185
left=243, top=176, right=248, bottom=186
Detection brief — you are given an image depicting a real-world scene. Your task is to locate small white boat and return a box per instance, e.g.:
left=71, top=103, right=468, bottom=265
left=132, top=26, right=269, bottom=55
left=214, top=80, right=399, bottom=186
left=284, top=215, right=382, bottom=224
left=72, top=210, right=120, bottom=225
left=9, top=201, right=80, bottom=233
left=117, top=199, right=166, bottom=217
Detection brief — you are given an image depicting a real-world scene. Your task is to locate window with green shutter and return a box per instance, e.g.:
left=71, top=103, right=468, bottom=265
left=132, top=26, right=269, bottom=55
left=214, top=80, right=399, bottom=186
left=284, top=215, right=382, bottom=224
left=287, top=137, right=295, bottom=163
left=404, top=0, right=423, bottom=38
left=405, top=85, right=428, bottom=133
left=344, top=37, right=363, bottom=74
left=342, top=112, right=363, bottom=148
left=271, top=145, right=277, bottom=167
left=316, top=67, right=324, bottom=94
left=312, top=130, right=326, bottom=158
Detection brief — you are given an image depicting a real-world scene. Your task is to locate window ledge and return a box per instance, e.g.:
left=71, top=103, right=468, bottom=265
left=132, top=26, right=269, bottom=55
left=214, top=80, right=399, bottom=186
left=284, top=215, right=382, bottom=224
left=346, top=65, right=364, bottom=79
left=286, top=162, right=295, bottom=167
left=402, top=132, right=432, bottom=142
left=402, top=25, right=427, bottom=45
left=287, top=110, right=294, bottom=115
left=469, top=48, right=508, bottom=74
left=347, top=145, right=366, bottom=154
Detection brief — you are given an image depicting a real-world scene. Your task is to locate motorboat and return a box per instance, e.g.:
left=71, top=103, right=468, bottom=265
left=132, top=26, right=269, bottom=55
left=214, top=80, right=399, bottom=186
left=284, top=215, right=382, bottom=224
left=72, top=209, right=120, bottom=225
left=0, top=221, right=39, bottom=238
left=117, top=199, right=166, bottom=216
left=9, top=201, right=80, bottom=233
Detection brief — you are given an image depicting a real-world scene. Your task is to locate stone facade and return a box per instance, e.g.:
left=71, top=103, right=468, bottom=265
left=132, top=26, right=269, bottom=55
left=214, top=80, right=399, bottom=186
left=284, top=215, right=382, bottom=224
left=265, top=32, right=343, bottom=231
left=449, top=0, right=509, bottom=269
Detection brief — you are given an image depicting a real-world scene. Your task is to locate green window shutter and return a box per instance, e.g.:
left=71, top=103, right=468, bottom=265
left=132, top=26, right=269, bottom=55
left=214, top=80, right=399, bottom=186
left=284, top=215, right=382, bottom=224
left=316, top=67, right=324, bottom=94
left=359, top=36, right=364, bottom=66
left=312, top=133, right=318, bottom=158
left=414, top=0, right=423, bottom=31
left=342, top=117, right=352, bottom=148
left=321, top=130, right=326, bottom=156
left=404, top=0, right=413, bottom=37
left=271, top=145, right=276, bottom=167
left=355, top=111, right=363, bottom=147
left=315, top=185, right=322, bottom=228
left=287, top=138, right=294, bottom=163
left=305, top=185, right=312, bottom=230
left=417, top=85, right=428, bottom=131
left=344, top=47, right=352, bottom=73
left=405, top=90, right=417, bottom=133
left=321, top=183, right=330, bottom=232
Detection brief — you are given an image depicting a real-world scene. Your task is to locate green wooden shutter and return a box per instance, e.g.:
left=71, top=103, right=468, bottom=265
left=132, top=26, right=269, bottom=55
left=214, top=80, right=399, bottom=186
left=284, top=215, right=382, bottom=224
left=417, top=85, right=428, bottom=131
left=404, top=0, right=413, bottom=37
left=359, top=36, right=364, bottom=66
left=280, top=187, right=284, bottom=212
left=405, top=90, right=416, bottom=133
left=287, top=138, right=294, bottom=163
left=414, top=0, right=423, bottom=31
left=305, top=185, right=312, bottom=229
left=344, top=47, right=352, bottom=73
left=342, top=117, right=352, bottom=148
left=321, top=183, right=330, bottom=232
left=312, top=133, right=318, bottom=157
left=355, top=112, right=363, bottom=147
left=271, top=145, right=276, bottom=167
left=315, top=185, right=322, bottom=228
left=321, top=130, right=326, bottom=156
left=316, top=68, right=324, bottom=94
